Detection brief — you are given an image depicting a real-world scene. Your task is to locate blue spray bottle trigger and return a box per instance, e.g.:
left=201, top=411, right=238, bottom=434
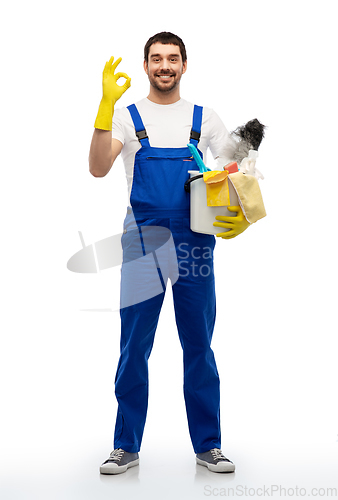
left=187, top=144, right=211, bottom=173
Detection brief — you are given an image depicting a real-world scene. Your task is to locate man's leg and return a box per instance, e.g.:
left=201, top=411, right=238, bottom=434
left=171, top=218, right=220, bottom=454
left=172, top=276, right=220, bottom=453
left=114, top=218, right=167, bottom=453
left=114, top=291, right=165, bottom=452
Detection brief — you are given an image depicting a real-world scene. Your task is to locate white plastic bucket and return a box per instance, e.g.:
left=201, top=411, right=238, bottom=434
left=187, top=170, right=239, bottom=235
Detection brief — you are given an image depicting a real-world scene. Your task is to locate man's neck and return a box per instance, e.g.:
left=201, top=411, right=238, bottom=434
left=146, top=86, right=181, bottom=105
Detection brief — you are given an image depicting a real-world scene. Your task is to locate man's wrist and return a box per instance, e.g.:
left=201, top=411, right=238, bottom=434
left=94, top=98, right=115, bottom=130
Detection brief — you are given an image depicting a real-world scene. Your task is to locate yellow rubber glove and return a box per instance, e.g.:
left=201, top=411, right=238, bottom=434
left=94, top=56, right=131, bottom=131
left=213, top=206, right=251, bottom=239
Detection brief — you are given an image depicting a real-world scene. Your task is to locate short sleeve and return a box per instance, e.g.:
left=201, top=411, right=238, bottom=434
left=207, top=109, right=237, bottom=168
left=112, top=108, right=126, bottom=146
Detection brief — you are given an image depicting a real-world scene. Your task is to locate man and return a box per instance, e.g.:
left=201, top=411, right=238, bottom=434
left=89, top=32, right=248, bottom=475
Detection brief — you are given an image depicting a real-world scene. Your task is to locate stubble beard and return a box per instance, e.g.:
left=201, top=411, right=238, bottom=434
left=148, top=71, right=181, bottom=94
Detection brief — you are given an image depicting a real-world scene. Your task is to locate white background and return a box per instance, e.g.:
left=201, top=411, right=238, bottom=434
left=1, top=0, right=337, bottom=498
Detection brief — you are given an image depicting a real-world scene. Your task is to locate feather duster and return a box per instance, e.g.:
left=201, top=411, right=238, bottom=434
left=230, top=119, right=266, bottom=164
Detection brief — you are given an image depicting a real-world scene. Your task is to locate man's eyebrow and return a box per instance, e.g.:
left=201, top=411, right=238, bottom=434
left=150, top=53, right=180, bottom=58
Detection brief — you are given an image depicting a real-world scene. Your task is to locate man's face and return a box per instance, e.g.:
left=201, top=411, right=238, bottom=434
left=144, top=43, right=187, bottom=94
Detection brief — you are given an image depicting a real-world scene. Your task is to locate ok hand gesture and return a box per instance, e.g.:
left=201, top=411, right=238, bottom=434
left=101, top=56, right=131, bottom=104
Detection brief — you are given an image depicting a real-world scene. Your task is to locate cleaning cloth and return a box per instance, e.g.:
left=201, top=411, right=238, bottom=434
left=228, top=172, right=266, bottom=223
left=203, top=170, right=230, bottom=206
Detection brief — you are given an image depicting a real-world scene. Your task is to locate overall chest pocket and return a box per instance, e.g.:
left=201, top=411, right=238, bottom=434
left=131, top=154, right=194, bottom=210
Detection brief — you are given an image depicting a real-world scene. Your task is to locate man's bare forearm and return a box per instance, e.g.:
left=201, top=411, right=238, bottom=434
left=89, top=129, right=113, bottom=177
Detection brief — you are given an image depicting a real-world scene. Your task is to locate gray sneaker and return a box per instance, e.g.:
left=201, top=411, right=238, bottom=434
left=100, top=448, right=140, bottom=475
left=196, top=448, right=235, bottom=473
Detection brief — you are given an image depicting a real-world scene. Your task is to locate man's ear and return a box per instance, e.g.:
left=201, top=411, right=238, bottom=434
left=143, top=60, right=148, bottom=74
left=182, top=60, right=187, bottom=74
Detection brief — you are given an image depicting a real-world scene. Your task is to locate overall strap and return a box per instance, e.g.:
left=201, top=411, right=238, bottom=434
left=189, top=105, right=203, bottom=147
left=127, top=104, right=150, bottom=147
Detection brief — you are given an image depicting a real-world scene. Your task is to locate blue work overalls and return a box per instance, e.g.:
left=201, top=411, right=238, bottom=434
left=114, top=104, right=221, bottom=454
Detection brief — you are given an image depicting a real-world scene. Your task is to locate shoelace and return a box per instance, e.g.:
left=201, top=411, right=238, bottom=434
left=109, top=449, right=125, bottom=462
left=210, top=449, right=229, bottom=462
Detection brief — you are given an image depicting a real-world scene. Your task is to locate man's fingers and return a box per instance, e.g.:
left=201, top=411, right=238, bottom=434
left=227, top=206, right=240, bottom=213
left=221, top=233, right=236, bottom=239
left=122, top=76, right=132, bottom=90
left=104, top=56, right=115, bottom=69
left=114, top=72, right=131, bottom=87
left=215, top=211, right=238, bottom=223
left=103, top=57, right=114, bottom=75
left=213, top=220, right=234, bottom=227
left=111, top=57, right=122, bottom=72
left=216, top=230, right=235, bottom=238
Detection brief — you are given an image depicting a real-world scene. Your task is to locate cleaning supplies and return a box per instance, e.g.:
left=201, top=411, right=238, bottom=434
left=184, top=144, right=238, bottom=234
left=230, top=119, right=266, bottom=164
left=229, top=118, right=266, bottom=180
left=203, top=170, right=230, bottom=207
left=187, top=169, right=239, bottom=235
left=185, top=115, right=267, bottom=236
left=239, top=150, right=264, bottom=180
left=226, top=172, right=266, bottom=223
left=187, top=143, right=210, bottom=172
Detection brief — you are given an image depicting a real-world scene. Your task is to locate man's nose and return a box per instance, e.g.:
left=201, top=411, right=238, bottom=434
left=160, top=58, right=170, bottom=70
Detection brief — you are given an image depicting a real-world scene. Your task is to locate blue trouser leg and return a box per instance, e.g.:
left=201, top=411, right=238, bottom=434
left=114, top=215, right=168, bottom=452
left=114, top=291, right=165, bottom=453
left=171, top=218, right=220, bottom=454
left=172, top=276, right=220, bottom=453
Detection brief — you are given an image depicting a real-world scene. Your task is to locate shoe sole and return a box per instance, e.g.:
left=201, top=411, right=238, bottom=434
left=100, top=458, right=140, bottom=475
left=196, top=457, right=235, bottom=473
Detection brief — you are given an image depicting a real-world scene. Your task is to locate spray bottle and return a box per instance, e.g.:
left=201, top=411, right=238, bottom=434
left=239, top=149, right=264, bottom=180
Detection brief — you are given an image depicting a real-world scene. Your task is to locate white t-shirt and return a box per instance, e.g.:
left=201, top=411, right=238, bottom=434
left=112, top=98, right=234, bottom=201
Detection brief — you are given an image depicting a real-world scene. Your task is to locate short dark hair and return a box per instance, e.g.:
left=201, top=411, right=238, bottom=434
left=144, top=32, right=187, bottom=63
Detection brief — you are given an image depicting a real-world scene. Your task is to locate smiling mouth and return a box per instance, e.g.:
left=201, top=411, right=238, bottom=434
left=156, top=74, right=174, bottom=79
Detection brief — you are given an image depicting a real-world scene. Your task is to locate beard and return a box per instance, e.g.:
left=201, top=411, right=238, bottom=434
left=148, top=70, right=182, bottom=93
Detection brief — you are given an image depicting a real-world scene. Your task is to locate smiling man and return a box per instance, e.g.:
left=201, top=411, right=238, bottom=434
left=145, top=42, right=187, bottom=99
left=89, top=32, right=240, bottom=475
